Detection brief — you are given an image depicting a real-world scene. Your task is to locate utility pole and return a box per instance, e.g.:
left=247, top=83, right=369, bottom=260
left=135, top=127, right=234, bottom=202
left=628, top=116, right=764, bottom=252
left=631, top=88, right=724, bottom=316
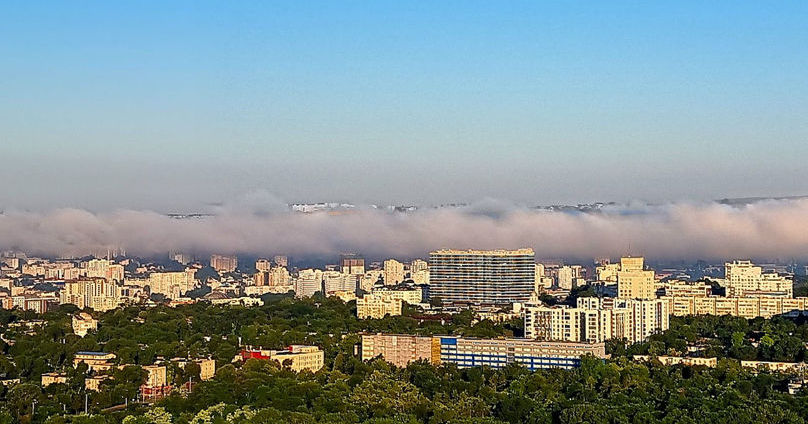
left=84, top=393, right=88, bottom=415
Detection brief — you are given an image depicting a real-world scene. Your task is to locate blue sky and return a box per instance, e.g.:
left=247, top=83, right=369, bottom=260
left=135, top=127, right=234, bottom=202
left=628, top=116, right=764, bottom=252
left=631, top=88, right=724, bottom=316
left=1, top=1, right=807, bottom=211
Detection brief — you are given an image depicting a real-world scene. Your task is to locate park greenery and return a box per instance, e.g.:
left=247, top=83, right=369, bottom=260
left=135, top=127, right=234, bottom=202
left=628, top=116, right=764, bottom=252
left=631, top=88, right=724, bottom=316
left=2, top=294, right=808, bottom=422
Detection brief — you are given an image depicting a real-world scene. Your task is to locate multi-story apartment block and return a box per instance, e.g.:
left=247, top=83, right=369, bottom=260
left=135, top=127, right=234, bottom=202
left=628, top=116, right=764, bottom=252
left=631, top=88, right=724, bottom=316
left=429, top=249, right=535, bottom=305
left=210, top=255, right=238, bottom=273
left=356, top=294, right=403, bottom=319
left=373, top=286, right=423, bottom=305
left=72, top=312, right=98, bottom=337
left=662, top=295, right=808, bottom=319
left=361, top=334, right=606, bottom=370
left=617, top=257, right=655, bottom=300
left=383, top=259, right=405, bottom=286
left=295, top=269, right=323, bottom=298
left=524, top=297, right=669, bottom=344
left=239, top=345, right=324, bottom=372
left=146, top=270, right=197, bottom=298
left=720, top=260, right=792, bottom=297
left=61, top=278, right=123, bottom=312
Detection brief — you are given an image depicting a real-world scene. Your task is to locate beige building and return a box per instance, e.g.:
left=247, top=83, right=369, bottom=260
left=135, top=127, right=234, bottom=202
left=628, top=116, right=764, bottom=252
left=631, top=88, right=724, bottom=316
left=85, top=375, right=111, bottom=391
left=617, top=257, right=655, bottom=300
left=361, top=334, right=434, bottom=367
left=634, top=355, right=717, bottom=368
left=357, top=294, right=403, bottom=319
left=61, top=278, right=123, bottom=312
left=524, top=297, right=669, bottom=344
left=361, top=334, right=607, bottom=370
left=240, top=345, right=324, bottom=373
left=663, top=295, right=808, bottom=319
left=255, top=259, right=271, bottom=272
left=41, top=372, right=68, bottom=387
left=720, top=260, right=793, bottom=297
left=147, top=270, right=197, bottom=298
left=72, top=312, right=98, bottom=337
left=595, top=261, right=620, bottom=283
left=373, top=286, right=423, bottom=305
left=142, top=365, right=168, bottom=387
left=73, top=352, right=117, bottom=372
left=210, top=255, right=238, bottom=273
left=383, top=259, right=405, bottom=286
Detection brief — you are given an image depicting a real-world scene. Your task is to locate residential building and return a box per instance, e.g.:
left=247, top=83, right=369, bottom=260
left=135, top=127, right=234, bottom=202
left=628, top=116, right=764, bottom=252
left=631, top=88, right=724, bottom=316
left=41, top=372, right=69, bottom=387
left=147, top=270, right=197, bottom=298
left=361, top=334, right=606, bottom=370
left=61, top=278, right=122, bottom=312
left=662, top=295, right=808, bottom=319
left=72, top=312, right=98, bottom=337
left=255, top=259, right=271, bottom=272
left=356, top=294, right=403, bottom=319
left=429, top=248, right=535, bottom=305
left=341, top=254, right=365, bottom=276
left=295, top=269, right=322, bottom=298
left=617, top=257, right=655, bottom=300
left=73, top=352, right=117, bottom=372
left=239, top=345, right=324, bottom=372
left=373, top=286, right=423, bottom=305
left=383, top=259, right=405, bottom=286
left=361, top=334, right=434, bottom=367
left=523, top=297, right=669, bottom=344
left=720, top=260, right=793, bottom=297
left=210, top=255, right=238, bottom=273
left=634, top=355, right=718, bottom=368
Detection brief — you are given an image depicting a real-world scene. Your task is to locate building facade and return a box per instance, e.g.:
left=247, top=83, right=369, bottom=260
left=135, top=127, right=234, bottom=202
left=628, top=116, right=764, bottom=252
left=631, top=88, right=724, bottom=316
left=429, top=249, right=535, bottom=305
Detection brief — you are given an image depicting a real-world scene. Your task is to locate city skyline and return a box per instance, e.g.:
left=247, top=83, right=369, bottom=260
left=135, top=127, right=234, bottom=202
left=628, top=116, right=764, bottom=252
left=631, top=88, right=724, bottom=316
left=2, top=2, right=808, bottom=210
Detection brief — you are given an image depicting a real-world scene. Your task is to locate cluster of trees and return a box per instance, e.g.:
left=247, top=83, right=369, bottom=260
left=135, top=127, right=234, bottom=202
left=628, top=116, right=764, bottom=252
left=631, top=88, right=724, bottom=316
left=612, top=314, right=808, bottom=362
left=3, top=295, right=808, bottom=422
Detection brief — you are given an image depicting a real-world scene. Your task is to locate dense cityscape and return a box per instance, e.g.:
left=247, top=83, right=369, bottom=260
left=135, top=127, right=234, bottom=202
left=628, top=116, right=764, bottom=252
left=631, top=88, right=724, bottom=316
left=2, top=246, right=808, bottom=422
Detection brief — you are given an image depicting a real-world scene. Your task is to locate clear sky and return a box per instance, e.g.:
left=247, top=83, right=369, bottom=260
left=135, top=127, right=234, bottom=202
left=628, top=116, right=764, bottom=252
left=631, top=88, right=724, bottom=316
left=2, top=1, right=807, bottom=211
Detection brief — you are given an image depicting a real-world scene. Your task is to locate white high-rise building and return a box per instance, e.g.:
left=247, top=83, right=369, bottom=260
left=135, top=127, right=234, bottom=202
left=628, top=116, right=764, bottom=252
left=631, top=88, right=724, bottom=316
left=721, top=260, right=792, bottom=297
left=524, top=297, right=668, bottom=344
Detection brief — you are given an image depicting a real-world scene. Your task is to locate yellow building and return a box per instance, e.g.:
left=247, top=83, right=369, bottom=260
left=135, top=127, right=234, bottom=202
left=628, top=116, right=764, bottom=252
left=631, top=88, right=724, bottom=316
left=356, top=294, right=403, bottom=319
left=662, top=296, right=808, bottom=319
left=634, top=355, right=717, bottom=367
left=617, top=257, right=655, bottom=300
left=383, top=259, right=405, bottom=286
left=41, top=372, right=68, bottom=387
left=240, top=345, right=324, bottom=373
left=73, top=352, right=117, bottom=372
left=72, top=312, right=98, bottom=337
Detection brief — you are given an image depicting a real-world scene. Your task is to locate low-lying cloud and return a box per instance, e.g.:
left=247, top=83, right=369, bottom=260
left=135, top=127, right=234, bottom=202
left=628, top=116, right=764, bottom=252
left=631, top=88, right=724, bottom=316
left=2, top=197, right=808, bottom=261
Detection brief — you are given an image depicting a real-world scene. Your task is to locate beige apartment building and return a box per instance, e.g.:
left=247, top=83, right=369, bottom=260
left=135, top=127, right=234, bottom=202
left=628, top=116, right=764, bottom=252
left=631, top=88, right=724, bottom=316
left=383, top=259, right=405, bottom=286
left=356, top=294, right=403, bottom=319
left=719, top=260, right=793, bottom=297
left=617, top=257, right=655, bottom=300
left=240, top=345, right=324, bottom=373
left=524, top=297, right=669, bottom=344
left=61, top=278, right=123, bottom=312
left=72, top=312, right=98, bottom=337
left=662, top=295, right=808, bottom=319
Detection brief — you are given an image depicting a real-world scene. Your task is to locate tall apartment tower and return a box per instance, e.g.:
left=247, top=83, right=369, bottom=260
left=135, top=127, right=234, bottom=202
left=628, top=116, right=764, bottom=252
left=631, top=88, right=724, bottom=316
left=429, top=248, right=535, bottom=305
left=210, top=255, right=238, bottom=273
left=340, top=254, right=365, bottom=275
left=617, top=257, right=655, bottom=299
left=383, top=259, right=405, bottom=286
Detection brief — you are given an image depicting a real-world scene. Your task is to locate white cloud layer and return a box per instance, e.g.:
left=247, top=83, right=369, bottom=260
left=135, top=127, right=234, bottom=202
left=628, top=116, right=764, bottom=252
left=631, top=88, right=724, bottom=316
left=2, top=198, right=808, bottom=261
